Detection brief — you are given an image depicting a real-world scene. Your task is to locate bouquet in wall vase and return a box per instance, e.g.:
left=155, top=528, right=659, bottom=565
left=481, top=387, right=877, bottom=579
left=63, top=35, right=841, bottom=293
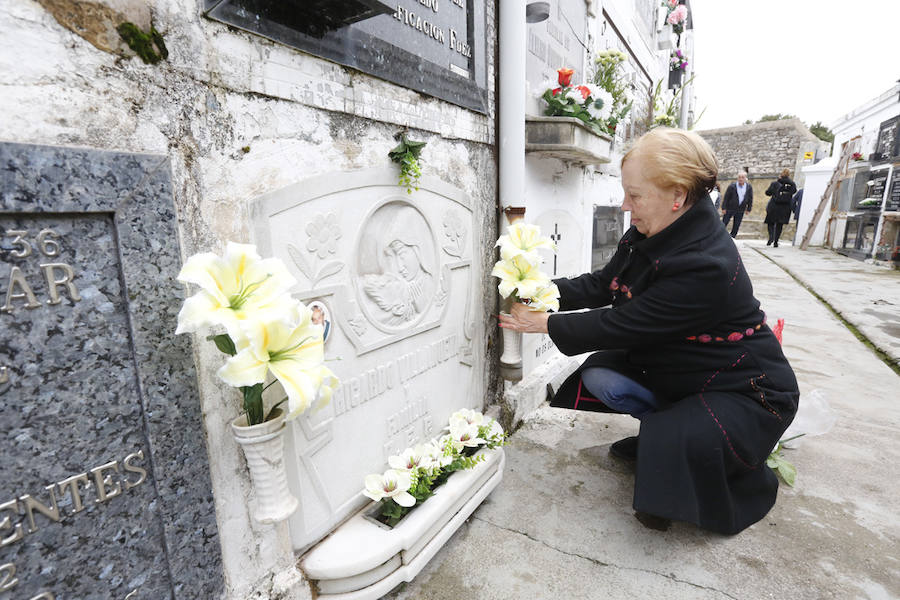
left=540, top=67, right=618, bottom=137
left=175, top=242, right=340, bottom=522
left=176, top=242, right=339, bottom=425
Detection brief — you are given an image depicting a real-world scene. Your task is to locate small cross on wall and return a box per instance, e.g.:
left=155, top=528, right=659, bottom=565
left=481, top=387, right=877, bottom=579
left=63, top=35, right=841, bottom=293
left=550, top=223, right=562, bottom=275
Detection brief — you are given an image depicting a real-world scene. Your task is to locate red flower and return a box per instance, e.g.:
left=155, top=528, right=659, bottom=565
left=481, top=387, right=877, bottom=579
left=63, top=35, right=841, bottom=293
left=745, top=328, right=754, bottom=336
left=576, top=85, right=591, bottom=99
left=609, top=277, right=619, bottom=290
left=557, top=68, right=574, bottom=87
left=698, top=334, right=712, bottom=343
left=727, top=332, right=744, bottom=342
left=551, top=87, right=562, bottom=96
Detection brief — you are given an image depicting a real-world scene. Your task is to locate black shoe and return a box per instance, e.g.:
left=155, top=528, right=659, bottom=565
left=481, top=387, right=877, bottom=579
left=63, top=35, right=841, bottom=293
left=766, top=239, right=773, bottom=246
left=773, top=241, right=779, bottom=247
left=610, top=436, right=638, bottom=461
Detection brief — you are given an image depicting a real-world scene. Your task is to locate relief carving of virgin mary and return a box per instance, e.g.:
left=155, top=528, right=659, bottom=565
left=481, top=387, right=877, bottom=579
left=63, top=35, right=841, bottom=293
left=357, top=202, right=436, bottom=329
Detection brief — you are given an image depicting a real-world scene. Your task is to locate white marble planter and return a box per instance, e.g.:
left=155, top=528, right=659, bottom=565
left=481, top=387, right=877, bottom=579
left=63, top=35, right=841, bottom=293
left=300, top=428, right=506, bottom=599
left=231, top=408, right=299, bottom=524
left=525, top=116, right=612, bottom=166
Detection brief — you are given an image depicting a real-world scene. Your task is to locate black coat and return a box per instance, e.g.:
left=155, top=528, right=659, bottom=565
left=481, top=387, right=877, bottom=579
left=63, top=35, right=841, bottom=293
left=546, top=199, right=799, bottom=534
left=764, top=177, right=797, bottom=224
left=721, top=181, right=753, bottom=212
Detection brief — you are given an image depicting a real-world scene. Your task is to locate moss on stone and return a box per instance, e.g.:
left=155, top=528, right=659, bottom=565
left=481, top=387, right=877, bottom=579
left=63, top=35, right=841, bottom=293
left=116, top=22, right=168, bottom=64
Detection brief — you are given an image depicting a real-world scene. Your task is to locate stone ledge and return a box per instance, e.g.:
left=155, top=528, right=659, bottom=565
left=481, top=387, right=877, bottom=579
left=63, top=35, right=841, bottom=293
left=525, top=116, right=612, bottom=166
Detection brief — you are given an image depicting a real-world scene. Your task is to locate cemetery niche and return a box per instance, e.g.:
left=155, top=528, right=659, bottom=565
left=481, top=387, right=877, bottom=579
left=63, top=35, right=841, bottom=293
left=252, top=167, right=501, bottom=597
left=0, top=142, right=222, bottom=599
left=204, top=0, right=489, bottom=113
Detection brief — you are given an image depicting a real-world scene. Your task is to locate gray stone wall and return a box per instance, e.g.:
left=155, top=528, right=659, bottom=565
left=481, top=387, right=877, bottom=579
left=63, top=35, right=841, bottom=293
left=698, top=119, right=830, bottom=185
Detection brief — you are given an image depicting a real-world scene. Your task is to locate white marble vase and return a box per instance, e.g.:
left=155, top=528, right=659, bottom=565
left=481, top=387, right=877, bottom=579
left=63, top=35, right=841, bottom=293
left=231, top=408, right=299, bottom=524
left=499, top=313, right=523, bottom=367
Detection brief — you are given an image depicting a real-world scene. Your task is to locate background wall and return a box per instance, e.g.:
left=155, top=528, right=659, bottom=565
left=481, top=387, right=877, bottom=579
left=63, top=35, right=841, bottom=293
left=0, top=1, right=499, bottom=598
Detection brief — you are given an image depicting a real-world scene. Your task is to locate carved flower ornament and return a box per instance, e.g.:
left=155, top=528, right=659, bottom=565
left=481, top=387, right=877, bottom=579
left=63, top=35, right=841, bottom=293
left=306, top=213, right=341, bottom=259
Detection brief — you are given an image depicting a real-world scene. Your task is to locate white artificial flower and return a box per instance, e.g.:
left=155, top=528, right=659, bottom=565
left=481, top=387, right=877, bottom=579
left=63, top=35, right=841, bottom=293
left=176, top=242, right=300, bottom=342
left=563, top=86, right=588, bottom=105
left=363, top=469, right=416, bottom=507
left=496, top=222, right=556, bottom=266
left=537, top=79, right=557, bottom=96
left=451, top=408, right=484, bottom=427
left=388, top=445, right=435, bottom=472
left=448, top=416, right=485, bottom=450
left=217, top=304, right=339, bottom=419
left=528, top=283, right=561, bottom=312
left=427, top=438, right=453, bottom=467
left=491, top=255, right=552, bottom=300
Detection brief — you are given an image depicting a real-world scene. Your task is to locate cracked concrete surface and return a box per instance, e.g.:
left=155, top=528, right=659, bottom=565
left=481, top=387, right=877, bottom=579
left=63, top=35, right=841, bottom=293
left=385, top=243, right=900, bottom=600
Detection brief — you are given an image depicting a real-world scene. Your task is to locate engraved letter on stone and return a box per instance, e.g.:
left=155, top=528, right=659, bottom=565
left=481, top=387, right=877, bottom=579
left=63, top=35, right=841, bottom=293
left=0, top=499, right=24, bottom=547
left=1, top=266, right=41, bottom=312
left=56, top=473, right=90, bottom=514
left=90, top=461, right=122, bottom=503
left=41, top=263, right=81, bottom=305
left=20, top=485, right=62, bottom=533
left=123, top=451, right=148, bottom=490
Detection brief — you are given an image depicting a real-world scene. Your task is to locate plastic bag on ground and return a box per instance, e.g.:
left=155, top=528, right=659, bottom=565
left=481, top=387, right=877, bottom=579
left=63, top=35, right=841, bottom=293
left=781, top=389, right=837, bottom=448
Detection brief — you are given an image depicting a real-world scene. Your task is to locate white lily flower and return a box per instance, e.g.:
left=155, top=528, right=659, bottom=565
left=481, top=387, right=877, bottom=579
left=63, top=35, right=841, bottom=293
left=388, top=445, right=434, bottom=472
left=491, top=255, right=552, bottom=300
left=448, top=417, right=485, bottom=449
left=176, top=242, right=300, bottom=342
left=495, top=222, right=556, bottom=264
left=363, top=469, right=416, bottom=507
left=217, top=304, right=339, bottom=419
left=528, top=283, right=561, bottom=312
left=451, top=408, right=484, bottom=427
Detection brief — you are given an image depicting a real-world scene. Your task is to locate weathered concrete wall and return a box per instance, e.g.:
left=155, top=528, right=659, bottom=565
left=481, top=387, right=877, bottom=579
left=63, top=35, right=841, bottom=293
left=697, top=119, right=830, bottom=185
left=0, top=1, right=498, bottom=598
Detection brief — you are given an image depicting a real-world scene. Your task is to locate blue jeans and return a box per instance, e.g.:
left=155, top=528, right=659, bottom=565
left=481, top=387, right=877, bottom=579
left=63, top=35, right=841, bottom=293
left=581, top=367, right=660, bottom=419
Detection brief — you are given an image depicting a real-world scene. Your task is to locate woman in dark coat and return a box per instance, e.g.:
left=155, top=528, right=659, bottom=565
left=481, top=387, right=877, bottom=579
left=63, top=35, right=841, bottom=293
left=764, top=169, right=797, bottom=246
left=499, top=128, right=799, bottom=535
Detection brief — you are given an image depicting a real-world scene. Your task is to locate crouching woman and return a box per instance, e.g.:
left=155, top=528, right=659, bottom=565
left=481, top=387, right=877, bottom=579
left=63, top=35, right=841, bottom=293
left=499, top=128, right=799, bottom=535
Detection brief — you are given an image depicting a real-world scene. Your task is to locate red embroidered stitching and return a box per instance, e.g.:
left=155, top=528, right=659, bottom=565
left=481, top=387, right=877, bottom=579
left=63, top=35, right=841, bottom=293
left=699, top=352, right=756, bottom=469
left=729, top=255, right=742, bottom=287
left=750, top=375, right=782, bottom=420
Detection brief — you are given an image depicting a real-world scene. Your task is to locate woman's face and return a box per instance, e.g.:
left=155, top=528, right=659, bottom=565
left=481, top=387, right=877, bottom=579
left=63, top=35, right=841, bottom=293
left=621, top=153, right=686, bottom=237
left=394, top=244, right=420, bottom=280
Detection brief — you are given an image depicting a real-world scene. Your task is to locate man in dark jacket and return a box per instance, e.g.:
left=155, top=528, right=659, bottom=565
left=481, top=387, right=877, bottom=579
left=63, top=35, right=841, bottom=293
left=721, top=171, right=753, bottom=238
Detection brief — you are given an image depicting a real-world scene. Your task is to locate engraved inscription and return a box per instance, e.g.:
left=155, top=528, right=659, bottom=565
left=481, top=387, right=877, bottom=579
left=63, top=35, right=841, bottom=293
left=358, top=202, right=437, bottom=328
left=1, top=228, right=80, bottom=313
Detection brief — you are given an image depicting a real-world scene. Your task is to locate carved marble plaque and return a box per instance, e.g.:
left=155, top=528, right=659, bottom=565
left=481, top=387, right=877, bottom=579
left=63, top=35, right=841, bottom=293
left=252, top=169, right=481, bottom=550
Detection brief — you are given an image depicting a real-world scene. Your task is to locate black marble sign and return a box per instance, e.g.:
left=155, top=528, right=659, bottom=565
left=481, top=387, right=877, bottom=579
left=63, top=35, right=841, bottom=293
left=888, top=168, right=900, bottom=212
left=205, top=0, right=488, bottom=113
left=872, top=116, right=900, bottom=163
left=0, top=143, right=223, bottom=599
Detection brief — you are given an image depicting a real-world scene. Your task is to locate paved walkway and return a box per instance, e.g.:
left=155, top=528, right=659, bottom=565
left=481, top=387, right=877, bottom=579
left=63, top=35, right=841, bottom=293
left=386, top=243, right=900, bottom=600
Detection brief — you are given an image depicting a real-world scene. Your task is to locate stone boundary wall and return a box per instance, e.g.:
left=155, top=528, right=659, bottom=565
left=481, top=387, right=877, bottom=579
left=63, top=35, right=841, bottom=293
left=698, top=119, right=829, bottom=183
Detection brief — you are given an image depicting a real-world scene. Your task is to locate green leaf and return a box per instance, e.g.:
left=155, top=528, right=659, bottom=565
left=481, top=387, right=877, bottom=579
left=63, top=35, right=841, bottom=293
left=777, top=461, right=797, bottom=487
left=209, top=333, right=237, bottom=356
left=242, top=383, right=264, bottom=426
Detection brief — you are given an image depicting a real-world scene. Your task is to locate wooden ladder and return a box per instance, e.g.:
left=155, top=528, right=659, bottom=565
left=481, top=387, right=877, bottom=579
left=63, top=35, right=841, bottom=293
left=799, top=142, right=858, bottom=250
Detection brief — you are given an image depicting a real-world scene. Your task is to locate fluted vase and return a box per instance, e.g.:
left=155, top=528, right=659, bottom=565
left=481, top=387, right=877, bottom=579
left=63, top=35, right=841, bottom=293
left=231, top=408, right=299, bottom=524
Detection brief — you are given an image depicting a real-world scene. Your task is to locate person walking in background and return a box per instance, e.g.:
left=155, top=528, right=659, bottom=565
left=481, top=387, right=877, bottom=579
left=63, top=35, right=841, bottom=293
left=764, top=169, right=797, bottom=247
left=709, top=183, right=721, bottom=209
left=721, top=171, right=753, bottom=238
left=791, top=188, right=803, bottom=222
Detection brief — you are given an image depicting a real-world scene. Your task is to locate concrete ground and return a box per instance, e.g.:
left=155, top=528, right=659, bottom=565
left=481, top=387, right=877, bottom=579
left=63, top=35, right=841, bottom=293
left=385, top=242, right=900, bottom=600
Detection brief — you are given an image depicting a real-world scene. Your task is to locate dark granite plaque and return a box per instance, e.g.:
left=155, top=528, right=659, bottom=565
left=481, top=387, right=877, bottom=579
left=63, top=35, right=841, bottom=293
left=872, top=116, right=900, bottom=163
left=887, top=167, right=900, bottom=212
left=204, top=0, right=488, bottom=113
left=0, top=143, right=223, bottom=599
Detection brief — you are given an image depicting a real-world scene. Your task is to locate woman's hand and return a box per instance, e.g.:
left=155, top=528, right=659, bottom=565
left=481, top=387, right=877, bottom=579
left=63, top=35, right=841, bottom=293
left=498, top=302, right=551, bottom=334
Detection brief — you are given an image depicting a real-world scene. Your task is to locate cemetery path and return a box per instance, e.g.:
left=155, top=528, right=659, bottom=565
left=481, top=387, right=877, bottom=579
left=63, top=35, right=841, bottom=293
left=384, top=242, right=900, bottom=600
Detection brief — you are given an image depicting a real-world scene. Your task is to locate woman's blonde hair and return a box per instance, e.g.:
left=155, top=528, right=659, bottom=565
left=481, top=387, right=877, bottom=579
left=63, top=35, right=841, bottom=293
left=780, top=168, right=791, bottom=178
left=621, top=128, right=718, bottom=205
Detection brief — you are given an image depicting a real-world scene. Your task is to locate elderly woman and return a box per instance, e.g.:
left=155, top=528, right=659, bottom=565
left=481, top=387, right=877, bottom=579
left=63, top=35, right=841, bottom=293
left=499, top=128, right=799, bottom=535
left=764, top=169, right=798, bottom=247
